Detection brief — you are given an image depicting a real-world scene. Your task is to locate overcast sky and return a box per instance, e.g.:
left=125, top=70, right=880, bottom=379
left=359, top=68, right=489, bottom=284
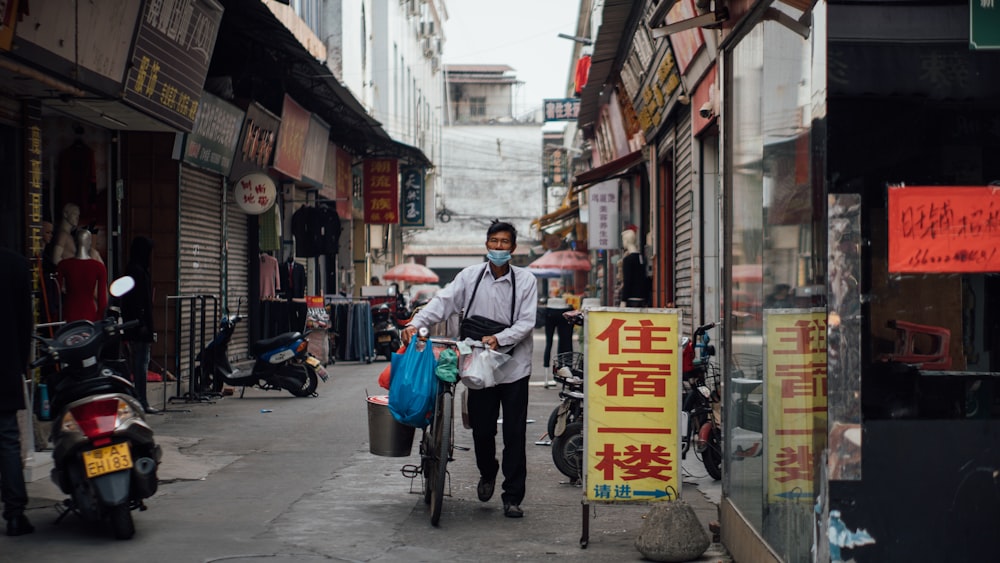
left=442, top=0, right=583, bottom=117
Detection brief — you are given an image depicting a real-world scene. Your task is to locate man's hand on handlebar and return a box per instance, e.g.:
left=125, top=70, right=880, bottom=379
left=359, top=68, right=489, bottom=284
left=482, top=335, right=499, bottom=350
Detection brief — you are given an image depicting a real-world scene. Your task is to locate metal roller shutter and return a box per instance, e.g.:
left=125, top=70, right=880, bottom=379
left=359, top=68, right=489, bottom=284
left=673, top=112, right=695, bottom=336
left=225, top=193, right=250, bottom=361
left=177, top=164, right=223, bottom=378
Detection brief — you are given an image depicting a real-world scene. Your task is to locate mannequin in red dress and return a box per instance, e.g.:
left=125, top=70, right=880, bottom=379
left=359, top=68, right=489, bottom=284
left=57, top=229, right=107, bottom=322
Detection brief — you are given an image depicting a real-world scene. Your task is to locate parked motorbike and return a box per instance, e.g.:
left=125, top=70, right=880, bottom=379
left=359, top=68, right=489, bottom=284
left=548, top=309, right=586, bottom=481
left=33, top=276, right=161, bottom=539
left=200, top=298, right=327, bottom=397
left=680, top=321, right=723, bottom=480
left=373, top=303, right=402, bottom=361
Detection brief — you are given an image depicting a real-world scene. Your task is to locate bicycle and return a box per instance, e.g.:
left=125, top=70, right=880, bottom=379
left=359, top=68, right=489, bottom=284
left=400, top=328, right=478, bottom=526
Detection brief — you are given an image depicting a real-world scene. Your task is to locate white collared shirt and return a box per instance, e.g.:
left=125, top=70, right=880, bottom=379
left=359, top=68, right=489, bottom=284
left=411, top=262, right=538, bottom=384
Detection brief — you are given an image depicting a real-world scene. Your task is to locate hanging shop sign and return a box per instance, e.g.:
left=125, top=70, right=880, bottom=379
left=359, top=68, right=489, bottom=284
left=636, top=48, right=681, bottom=136
left=544, top=98, right=581, bottom=122
left=363, top=159, right=399, bottom=224
left=122, top=0, right=223, bottom=132
left=179, top=91, right=245, bottom=176
left=588, top=181, right=620, bottom=250
left=664, top=0, right=706, bottom=74
left=888, top=185, right=1000, bottom=273
left=764, top=309, right=828, bottom=503
left=229, top=102, right=280, bottom=181
left=971, top=0, right=1000, bottom=50
left=335, top=146, right=353, bottom=219
left=300, top=115, right=330, bottom=187
left=23, top=100, right=43, bottom=303
left=0, top=0, right=20, bottom=51
left=585, top=308, right=682, bottom=503
left=400, top=166, right=425, bottom=227
left=320, top=142, right=338, bottom=201
left=233, top=172, right=277, bottom=215
left=14, top=0, right=140, bottom=94
left=272, top=94, right=310, bottom=180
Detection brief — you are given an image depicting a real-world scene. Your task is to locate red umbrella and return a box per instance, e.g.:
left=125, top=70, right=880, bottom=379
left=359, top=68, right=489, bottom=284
left=382, top=262, right=440, bottom=283
left=528, top=250, right=591, bottom=272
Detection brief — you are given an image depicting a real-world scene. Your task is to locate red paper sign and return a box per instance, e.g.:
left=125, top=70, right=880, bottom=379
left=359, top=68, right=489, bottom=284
left=888, top=185, right=1000, bottom=273
left=272, top=94, right=310, bottom=180
left=363, top=159, right=399, bottom=224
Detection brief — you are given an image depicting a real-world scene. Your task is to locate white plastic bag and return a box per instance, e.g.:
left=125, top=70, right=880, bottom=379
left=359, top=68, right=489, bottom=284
left=462, top=347, right=510, bottom=389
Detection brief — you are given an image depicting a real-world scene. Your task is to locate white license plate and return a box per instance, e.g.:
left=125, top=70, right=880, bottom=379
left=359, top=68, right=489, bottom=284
left=82, top=443, right=133, bottom=478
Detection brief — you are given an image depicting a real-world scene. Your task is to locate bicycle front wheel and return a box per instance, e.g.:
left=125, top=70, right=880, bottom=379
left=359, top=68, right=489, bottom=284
left=430, top=390, right=453, bottom=526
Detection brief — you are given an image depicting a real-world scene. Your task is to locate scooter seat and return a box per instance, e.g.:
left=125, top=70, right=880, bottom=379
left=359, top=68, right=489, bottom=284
left=253, top=332, right=302, bottom=354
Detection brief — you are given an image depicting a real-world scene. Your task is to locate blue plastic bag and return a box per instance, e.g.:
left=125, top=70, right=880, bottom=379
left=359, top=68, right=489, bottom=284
left=388, top=341, right=438, bottom=428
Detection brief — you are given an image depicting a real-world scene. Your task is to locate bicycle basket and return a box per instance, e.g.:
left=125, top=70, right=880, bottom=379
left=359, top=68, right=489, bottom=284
left=553, top=351, right=584, bottom=373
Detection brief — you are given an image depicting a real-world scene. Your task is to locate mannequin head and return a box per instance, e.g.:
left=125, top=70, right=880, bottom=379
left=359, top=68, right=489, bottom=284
left=621, top=229, right=638, bottom=254
left=74, top=228, right=93, bottom=260
left=42, top=221, right=54, bottom=245
left=61, top=203, right=80, bottom=230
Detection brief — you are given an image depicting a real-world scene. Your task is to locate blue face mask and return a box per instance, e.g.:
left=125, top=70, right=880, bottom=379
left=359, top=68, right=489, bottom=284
left=487, top=249, right=512, bottom=266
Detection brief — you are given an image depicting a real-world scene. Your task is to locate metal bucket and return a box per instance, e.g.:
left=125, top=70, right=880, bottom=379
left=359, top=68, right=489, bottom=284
left=366, top=395, right=415, bottom=457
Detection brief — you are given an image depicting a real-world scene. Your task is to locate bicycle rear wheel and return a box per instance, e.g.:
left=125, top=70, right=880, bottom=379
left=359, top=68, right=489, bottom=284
left=429, top=390, right=452, bottom=526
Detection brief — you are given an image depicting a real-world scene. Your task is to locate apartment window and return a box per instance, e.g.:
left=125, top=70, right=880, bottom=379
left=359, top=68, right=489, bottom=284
left=470, top=97, right=486, bottom=116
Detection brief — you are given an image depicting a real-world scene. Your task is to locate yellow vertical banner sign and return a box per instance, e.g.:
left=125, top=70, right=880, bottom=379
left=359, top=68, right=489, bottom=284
left=585, top=308, right=681, bottom=502
left=765, top=309, right=828, bottom=502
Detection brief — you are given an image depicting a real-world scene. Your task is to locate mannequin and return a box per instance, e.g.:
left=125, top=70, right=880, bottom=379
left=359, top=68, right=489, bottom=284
left=57, top=228, right=107, bottom=322
left=542, top=296, right=573, bottom=368
left=52, top=203, right=103, bottom=265
left=52, top=203, right=80, bottom=265
left=259, top=251, right=280, bottom=300
left=620, top=229, right=651, bottom=307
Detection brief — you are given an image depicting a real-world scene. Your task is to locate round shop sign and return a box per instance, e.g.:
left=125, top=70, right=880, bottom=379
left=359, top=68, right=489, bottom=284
left=233, top=172, right=277, bottom=215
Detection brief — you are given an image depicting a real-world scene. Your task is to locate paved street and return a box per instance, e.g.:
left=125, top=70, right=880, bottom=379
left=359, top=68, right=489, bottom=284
left=5, top=329, right=728, bottom=562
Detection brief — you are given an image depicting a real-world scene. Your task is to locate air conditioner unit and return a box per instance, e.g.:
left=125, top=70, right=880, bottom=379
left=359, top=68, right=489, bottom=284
left=423, top=38, right=434, bottom=58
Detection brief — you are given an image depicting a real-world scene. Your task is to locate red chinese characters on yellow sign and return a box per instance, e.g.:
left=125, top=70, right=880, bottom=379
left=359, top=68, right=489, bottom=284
left=586, top=309, right=681, bottom=502
left=765, top=310, right=828, bottom=503
left=363, top=159, right=399, bottom=224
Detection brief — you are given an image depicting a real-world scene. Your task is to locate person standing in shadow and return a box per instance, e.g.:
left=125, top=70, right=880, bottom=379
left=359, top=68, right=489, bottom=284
left=0, top=248, right=35, bottom=536
left=542, top=296, right=573, bottom=368
left=122, top=236, right=158, bottom=414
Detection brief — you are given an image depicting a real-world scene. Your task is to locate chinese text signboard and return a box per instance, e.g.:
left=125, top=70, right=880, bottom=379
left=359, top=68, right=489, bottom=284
left=272, top=94, right=310, bottom=181
left=233, top=172, right=277, bottom=215
left=335, top=147, right=353, bottom=219
left=585, top=308, right=681, bottom=503
left=888, top=185, right=1000, bottom=273
left=400, top=166, right=425, bottom=227
left=229, top=102, right=279, bottom=181
left=181, top=91, right=245, bottom=176
left=543, top=98, right=581, bottom=122
left=122, top=0, right=222, bottom=132
left=764, top=309, right=828, bottom=503
left=588, top=181, right=619, bottom=250
left=23, top=101, right=43, bottom=308
left=971, top=0, right=1000, bottom=50
left=363, top=159, right=399, bottom=224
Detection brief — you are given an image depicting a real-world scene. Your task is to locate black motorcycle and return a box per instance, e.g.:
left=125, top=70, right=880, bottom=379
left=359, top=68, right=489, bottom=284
left=548, top=310, right=586, bottom=481
left=33, top=276, right=161, bottom=539
left=681, top=321, right=723, bottom=480
left=199, top=298, right=326, bottom=397
left=372, top=303, right=403, bottom=361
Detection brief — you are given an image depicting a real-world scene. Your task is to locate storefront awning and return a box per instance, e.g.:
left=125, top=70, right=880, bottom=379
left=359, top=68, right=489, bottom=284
left=533, top=204, right=580, bottom=231
left=216, top=0, right=430, bottom=166
left=571, top=150, right=646, bottom=194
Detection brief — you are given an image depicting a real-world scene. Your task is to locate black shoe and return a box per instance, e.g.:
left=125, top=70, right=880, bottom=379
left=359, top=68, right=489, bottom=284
left=6, top=514, right=34, bottom=536
left=144, top=406, right=160, bottom=414
left=503, top=503, right=523, bottom=518
left=477, top=476, right=495, bottom=502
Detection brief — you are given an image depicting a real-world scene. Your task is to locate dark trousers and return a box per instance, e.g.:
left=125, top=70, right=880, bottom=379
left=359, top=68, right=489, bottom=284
left=128, top=341, right=151, bottom=408
left=543, top=308, right=573, bottom=367
left=0, top=411, right=27, bottom=520
left=467, top=376, right=530, bottom=505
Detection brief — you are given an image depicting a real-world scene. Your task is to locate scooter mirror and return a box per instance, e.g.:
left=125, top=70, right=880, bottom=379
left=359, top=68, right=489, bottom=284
left=109, top=276, right=136, bottom=298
